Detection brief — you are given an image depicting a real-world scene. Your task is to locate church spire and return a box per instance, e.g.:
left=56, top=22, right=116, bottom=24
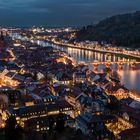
left=0, top=31, right=4, bottom=41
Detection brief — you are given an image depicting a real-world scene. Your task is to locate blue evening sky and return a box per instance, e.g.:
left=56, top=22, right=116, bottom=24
left=0, top=0, right=140, bottom=27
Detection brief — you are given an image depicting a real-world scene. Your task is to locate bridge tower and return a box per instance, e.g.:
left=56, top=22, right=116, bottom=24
left=130, top=63, right=136, bottom=70
left=93, top=64, right=98, bottom=72
left=106, top=63, right=111, bottom=69
left=0, top=31, right=6, bottom=51
left=118, top=63, right=124, bottom=70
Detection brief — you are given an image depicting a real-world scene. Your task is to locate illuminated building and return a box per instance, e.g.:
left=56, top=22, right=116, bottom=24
left=73, top=72, right=87, bottom=83
left=76, top=112, right=110, bottom=139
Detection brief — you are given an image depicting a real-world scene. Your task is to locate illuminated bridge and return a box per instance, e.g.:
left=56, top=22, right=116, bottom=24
left=87, top=60, right=140, bottom=69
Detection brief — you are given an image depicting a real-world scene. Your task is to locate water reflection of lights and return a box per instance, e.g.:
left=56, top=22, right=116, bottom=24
left=118, top=69, right=140, bottom=92
left=130, top=71, right=137, bottom=87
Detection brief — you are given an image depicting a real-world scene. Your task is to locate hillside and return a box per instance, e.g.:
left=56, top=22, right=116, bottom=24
left=76, top=11, right=140, bottom=48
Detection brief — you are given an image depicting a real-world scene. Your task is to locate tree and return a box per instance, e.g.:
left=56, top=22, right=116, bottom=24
left=5, top=116, right=23, bottom=140
left=33, top=71, right=38, bottom=81
left=56, top=113, right=65, bottom=132
left=107, top=95, right=120, bottom=112
left=48, top=116, right=54, bottom=132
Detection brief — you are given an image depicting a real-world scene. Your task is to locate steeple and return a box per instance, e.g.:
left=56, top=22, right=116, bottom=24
left=0, top=31, right=5, bottom=51
left=0, top=31, right=4, bottom=41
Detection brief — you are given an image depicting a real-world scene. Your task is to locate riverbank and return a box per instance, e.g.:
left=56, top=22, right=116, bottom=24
left=45, top=40, right=140, bottom=61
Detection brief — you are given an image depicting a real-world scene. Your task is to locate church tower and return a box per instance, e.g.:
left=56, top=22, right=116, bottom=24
left=0, top=31, right=6, bottom=51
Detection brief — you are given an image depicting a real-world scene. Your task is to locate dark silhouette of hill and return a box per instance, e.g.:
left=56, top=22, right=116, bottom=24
left=76, top=11, right=140, bottom=48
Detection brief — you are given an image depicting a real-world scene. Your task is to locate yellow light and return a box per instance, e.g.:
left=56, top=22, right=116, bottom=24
left=16, top=117, right=20, bottom=121
left=1, top=123, right=5, bottom=128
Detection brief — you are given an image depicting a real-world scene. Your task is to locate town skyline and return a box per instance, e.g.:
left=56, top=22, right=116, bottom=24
left=0, top=1, right=140, bottom=139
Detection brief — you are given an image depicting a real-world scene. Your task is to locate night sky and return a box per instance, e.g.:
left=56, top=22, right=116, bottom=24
left=0, top=0, right=140, bottom=27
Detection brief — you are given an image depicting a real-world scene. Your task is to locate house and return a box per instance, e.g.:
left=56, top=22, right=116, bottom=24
left=0, top=94, right=9, bottom=110
left=76, top=94, right=104, bottom=114
left=88, top=72, right=100, bottom=84
left=76, top=112, right=109, bottom=138
left=83, top=84, right=108, bottom=105
left=129, top=100, right=140, bottom=109
left=57, top=98, right=75, bottom=118
left=24, top=114, right=75, bottom=132
left=94, top=77, right=110, bottom=89
left=42, top=95, right=57, bottom=105
left=65, top=87, right=82, bottom=107
left=106, top=84, right=129, bottom=100
left=9, top=104, right=48, bottom=121
left=73, top=72, right=87, bottom=83
left=0, top=70, right=21, bottom=87
left=119, top=104, right=140, bottom=127
left=47, top=104, right=60, bottom=116
left=12, top=74, right=26, bottom=83
left=24, top=116, right=49, bottom=132
left=63, top=115, right=75, bottom=128
left=54, top=71, right=73, bottom=85
left=9, top=103, right=60, bottom=121
left=37, top=72, right=45, bottom=80
left=4, top=90, right=21, bottom=106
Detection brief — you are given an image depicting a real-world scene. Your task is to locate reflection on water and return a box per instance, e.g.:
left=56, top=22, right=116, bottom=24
left=51, top=44, right=131, bottom=62
left=118, top=70, right=140, bottom=93
left=35, top=40, right=131, bottom=62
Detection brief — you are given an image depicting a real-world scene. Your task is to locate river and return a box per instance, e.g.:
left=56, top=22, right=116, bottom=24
left=45, top=41, right=140, bottom=94
left=12, top=35, right=140, bottom=94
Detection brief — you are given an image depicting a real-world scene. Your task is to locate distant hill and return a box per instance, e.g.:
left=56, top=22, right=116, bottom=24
left=76, top=11, right=140, bottom=48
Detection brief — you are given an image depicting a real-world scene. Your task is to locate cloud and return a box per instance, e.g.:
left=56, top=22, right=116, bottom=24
left=0, top=0, right=140, bottom=26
